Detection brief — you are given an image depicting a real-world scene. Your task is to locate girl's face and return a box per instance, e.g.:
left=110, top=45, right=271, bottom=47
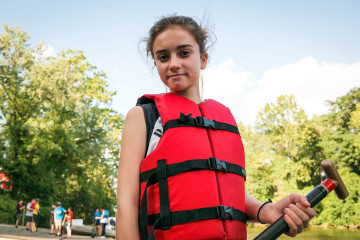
left=152, top=26, right=208, bottom=94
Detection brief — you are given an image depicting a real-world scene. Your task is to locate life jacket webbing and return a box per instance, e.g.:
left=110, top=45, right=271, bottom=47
left=157, top=159, right=171, bottom=230
left=139, top=159, right=247, bottom=240
left=147, top=206, right=248, bottom=240
left=140, top=158, right=246, bottom=183
left=149, top=206, right=248, bottom=227
left=163, top=113, right=240, bottom=134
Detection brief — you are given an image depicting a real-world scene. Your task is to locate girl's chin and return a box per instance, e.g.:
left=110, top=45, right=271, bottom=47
left=168, top=84, right=185, bottom=92
left=170, top=86, right=188, bottom=93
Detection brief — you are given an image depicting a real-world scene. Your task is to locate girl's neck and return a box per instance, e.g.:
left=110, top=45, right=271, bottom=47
left=170, top=88, right=202, bottom=104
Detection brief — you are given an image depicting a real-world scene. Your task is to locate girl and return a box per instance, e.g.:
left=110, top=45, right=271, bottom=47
left=65, top=207, right=73, bottom=238
left=116, top=15, right=315, bottom=240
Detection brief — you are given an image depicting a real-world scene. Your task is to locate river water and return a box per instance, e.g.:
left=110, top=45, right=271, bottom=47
left=247, top=225, right=360, bottom=239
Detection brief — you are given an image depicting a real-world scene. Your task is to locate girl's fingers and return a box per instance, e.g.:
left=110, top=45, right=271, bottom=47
left=296, top=202, right=316, bottom=219
left=290, top=203, right=310, bottom=224
left=284, top=205, right=305, bottom=236
left=284, top=213, right=301, bottom=237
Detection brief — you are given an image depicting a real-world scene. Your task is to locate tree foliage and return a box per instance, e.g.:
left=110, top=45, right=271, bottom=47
left=246, top=90, right=360, bottom=227
left=0, top=25, right=123, bottom=226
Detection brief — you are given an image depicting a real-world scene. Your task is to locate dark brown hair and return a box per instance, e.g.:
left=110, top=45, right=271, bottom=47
left=145, top=15, right=215, bottom=59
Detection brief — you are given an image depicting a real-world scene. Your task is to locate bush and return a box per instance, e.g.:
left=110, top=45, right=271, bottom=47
left=0, top=193, right=18, bottom=224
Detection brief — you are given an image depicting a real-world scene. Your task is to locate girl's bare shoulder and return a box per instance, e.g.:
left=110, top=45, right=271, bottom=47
left=124, top=106, right=145, bottom=125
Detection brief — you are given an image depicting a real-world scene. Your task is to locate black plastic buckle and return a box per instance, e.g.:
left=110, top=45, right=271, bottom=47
left=217, top=205, right=234, bottom=220
left=195, top=116, right=215, bottom=129
left=208, top=157, right=227, bottom=172
left=179, top=113, right=192, bottom=123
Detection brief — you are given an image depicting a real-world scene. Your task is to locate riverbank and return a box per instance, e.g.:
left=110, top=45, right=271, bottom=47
left=249, top=222, right=360, bottom=230
left=0, top=224, right=113, bottom=240
left=248, top=223, right=360, bottom=240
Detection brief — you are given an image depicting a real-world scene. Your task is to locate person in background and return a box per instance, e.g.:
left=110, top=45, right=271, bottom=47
left=15, top=200, right=25, bottom=228
left=50, top=204, right=56, bottom=235
left=25, top=199, right=35, bottom=231
left=64, top=207, right=73, bottom=238
left=99, top=207, right=109, bottom=239
left=31, top=198, right=40, bottom=232
left=94, top=208, right=102, bottom=237
left=53, top=202, right=67, bottom=237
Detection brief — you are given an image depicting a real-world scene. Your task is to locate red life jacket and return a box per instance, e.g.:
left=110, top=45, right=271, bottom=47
left=138, top=93, right=247, bottom=240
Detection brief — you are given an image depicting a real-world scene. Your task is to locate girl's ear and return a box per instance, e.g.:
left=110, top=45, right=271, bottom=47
left=200, top=52, right=208, bottom=70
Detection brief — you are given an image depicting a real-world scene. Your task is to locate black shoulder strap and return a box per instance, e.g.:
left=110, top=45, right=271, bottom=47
left=163, top=113, right=240, bottom=134
left=139, top=103, right=160, bottom=155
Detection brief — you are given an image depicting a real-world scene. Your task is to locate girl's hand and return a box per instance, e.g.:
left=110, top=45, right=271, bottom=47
left=259, top=193, right=316, bottom=237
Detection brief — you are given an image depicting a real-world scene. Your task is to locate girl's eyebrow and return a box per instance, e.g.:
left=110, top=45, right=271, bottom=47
left=155, top=44, right=193, bottom=55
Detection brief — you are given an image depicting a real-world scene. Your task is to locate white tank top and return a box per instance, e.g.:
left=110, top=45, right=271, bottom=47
left=146, top=117, right=163, bottom=156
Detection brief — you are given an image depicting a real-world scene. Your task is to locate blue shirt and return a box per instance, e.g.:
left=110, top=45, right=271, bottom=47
left=94, top=211, right=101, bottom=218
left=102, top=209, right=109, bottom=218
left=53, top=207, right=66, bottom=220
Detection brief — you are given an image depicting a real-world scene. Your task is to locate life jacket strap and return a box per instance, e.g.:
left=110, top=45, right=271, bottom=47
left=145, top=206, right=248, bottom=240
left=148, top=205, right=248, bottom=226
left=139, top=159, right=247, bottom=240
left=140, top=158, right=246, bottom=184
left=163, top=113, right=240, bottom=134
left=157, top=159, right=171, bottom=230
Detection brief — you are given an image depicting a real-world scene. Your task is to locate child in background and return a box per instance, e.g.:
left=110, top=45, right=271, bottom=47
left=15, top=200, right=25, bottom=228
left=100, top=207, right=109, bottom=239
left=53, top=202, right=66, bottom=236
left=65, top=207, right=73, bottom=238
left=94, top=208, right=101, bottom=237
left=50, top=204, right=56, bottom=235
left=25, top=199, right=35, bottom=231
left=31, top=198, right=40, bottom=232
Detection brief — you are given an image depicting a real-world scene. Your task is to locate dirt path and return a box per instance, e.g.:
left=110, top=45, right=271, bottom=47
left=0, top=224, right=113, bottom=240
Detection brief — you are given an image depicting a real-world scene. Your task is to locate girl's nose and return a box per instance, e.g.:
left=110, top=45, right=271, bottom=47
left=169, top=56, right=181, bottom=71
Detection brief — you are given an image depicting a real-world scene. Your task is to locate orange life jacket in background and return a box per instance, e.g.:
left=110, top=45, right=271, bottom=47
left=137, top=93, right=247, bottom=240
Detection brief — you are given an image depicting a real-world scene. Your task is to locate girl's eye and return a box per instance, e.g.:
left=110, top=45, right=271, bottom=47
left=180, top=50, right=190, bottom=57
left=158, top=55, right=169, bottom=62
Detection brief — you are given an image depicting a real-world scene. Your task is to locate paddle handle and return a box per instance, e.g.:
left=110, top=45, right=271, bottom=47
left=254, top=184, right=328, bottom=240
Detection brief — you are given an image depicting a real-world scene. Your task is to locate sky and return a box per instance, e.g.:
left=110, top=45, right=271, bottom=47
left=1, top=0, right=360, bottom=125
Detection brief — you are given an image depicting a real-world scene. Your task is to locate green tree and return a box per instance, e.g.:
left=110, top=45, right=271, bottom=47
left=255, top=95, right=322, bottom=188
left=240, top=122, right=277, bottom=201
left=249, top=90, right=360, bottom=227
left=320, top=88, right=360, bottom=174
left=350, top=103, right=360, bottom=131
left=0, top=25, right=123, bottom=226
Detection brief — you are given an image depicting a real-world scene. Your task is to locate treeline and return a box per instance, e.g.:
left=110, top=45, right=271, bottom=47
left=0, top=25, right=123, bottom=227
left=244, top=90, right=360, bottom=227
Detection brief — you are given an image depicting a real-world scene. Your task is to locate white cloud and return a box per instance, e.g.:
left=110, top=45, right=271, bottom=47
left=35, top=44, right=56, bottom=60
left=203, top=59, right=252, bottom=108
left=202, top=57, right=360, bottom=125
left=41, top=44, right=56, bottom=58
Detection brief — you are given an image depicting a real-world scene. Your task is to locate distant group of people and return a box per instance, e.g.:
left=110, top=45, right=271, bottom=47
left=16, top=200, right=110, bottom=238
left=50, top=202, right=73, bottom=238
left=15, top=198, right=40, bottom=231
left=94, top=207, right=109, bottom=238
left=15, top=199, right=73, bottom=238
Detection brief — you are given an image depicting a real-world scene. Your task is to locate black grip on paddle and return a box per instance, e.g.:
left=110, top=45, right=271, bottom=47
left=254, top=185, right=328, bottom=240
